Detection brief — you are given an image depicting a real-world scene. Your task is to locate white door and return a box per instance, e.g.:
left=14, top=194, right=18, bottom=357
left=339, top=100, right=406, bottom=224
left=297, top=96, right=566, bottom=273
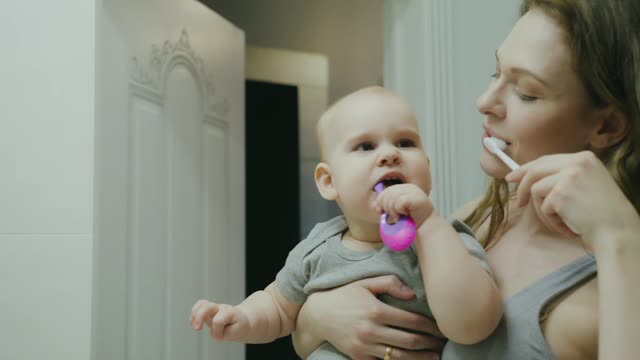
left=93, top=1, right=245, bottom=359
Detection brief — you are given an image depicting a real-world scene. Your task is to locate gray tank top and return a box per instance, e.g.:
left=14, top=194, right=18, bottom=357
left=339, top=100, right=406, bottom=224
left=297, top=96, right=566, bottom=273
left=442, top=254, right=597, bottom=360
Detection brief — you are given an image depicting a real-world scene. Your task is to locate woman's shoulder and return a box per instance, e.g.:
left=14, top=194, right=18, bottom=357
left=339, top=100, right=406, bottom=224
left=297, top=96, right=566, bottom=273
left=542, top=276, right=598, bottom=359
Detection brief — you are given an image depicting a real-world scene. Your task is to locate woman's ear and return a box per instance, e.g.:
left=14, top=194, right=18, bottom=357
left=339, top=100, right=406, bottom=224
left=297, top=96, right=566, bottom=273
left=589, top=106, right=630, bottom=149
left=315, top=162, right=337, bottom=200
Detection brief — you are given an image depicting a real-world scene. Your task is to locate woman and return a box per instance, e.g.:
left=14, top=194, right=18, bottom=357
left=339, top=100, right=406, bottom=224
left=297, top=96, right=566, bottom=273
left=292, top=0, right=640, bottom=359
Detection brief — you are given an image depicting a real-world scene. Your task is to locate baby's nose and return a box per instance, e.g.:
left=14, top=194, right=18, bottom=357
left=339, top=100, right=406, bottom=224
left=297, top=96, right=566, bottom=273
left=377, top=146, right=400, bottom=166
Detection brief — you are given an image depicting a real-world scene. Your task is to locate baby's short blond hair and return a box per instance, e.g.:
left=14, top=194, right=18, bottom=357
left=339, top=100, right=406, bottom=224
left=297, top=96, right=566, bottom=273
left=316, top=86, right=409, bottom=161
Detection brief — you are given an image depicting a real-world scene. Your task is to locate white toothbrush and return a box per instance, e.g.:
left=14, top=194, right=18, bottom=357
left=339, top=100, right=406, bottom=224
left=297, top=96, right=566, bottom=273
left=483, top=137, right=520, bottom=170
left=483, top=137, right=581, bottom=235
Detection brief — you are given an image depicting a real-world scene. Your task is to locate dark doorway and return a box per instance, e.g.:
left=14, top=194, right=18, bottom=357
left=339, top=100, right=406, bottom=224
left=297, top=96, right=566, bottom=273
left=245, top=80, right=300, bottom=359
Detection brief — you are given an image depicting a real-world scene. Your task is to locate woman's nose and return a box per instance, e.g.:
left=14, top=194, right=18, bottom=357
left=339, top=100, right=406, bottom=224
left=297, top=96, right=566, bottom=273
left=377, top=145, right=400, bottom=166
left=476, top=80, right=506, bottom=119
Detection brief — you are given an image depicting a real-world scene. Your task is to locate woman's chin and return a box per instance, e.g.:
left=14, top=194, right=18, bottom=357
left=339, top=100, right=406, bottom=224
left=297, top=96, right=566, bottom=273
left=480, top=153, right=511, bottom=179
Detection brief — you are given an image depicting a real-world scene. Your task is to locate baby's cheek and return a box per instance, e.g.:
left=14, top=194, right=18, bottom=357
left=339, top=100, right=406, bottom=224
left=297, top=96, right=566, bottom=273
left=418, top=173, right=432, bottom=194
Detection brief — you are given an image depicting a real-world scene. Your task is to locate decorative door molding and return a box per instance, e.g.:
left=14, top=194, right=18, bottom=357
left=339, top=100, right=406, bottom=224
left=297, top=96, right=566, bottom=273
left=130, top=28, right=230, bottom=120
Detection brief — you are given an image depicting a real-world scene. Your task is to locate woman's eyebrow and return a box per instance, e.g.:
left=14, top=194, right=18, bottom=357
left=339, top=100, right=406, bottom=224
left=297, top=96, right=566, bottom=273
left=495, top=50, right=549, bottom=87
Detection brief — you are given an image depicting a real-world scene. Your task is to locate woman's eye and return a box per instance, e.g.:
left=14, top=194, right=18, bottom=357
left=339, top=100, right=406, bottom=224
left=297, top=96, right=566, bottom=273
left=397, top=139, right=415, bottom=148
left=516, top=90, right=538, bottom=102
left=355, top=143, right=375, bottom=151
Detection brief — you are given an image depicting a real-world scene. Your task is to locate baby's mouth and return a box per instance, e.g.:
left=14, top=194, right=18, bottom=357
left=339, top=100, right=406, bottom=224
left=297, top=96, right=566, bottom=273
left=373, top=178, right=404, bottom=192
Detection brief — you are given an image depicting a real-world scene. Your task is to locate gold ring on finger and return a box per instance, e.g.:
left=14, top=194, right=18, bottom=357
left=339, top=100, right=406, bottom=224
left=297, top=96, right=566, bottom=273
left=384, top=346, right=393, bottom=360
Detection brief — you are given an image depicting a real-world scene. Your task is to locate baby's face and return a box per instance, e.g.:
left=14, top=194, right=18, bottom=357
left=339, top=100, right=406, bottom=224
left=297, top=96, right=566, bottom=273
left=322, top=92, right=432, bottom=224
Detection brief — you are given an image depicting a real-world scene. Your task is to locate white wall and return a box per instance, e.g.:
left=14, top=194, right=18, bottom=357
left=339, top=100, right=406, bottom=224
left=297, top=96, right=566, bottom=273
left=384, top=0, right=519, bottom=216
left=0, top=1, right=97, bottom=359
left=204, top=0, right=383, bottom=104
left=450, top=1, right=520, bottom=208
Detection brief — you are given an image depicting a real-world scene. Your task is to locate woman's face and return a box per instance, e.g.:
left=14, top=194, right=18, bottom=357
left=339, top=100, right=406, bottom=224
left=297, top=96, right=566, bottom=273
left=477, top=8, right=601, bottom=178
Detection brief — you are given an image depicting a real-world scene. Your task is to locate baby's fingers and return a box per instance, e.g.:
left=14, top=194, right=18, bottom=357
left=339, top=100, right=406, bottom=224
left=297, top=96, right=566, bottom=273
left=191, top=299, right=209, bottom=329
left=377, top=193, right=399, bottom=223
left=210, top=305, right=235, bottom=340
left=379, top=192, right=410, bottom=220
left=192, top=301, right=220, bottom=330
left=191, top=299, right=209, bottom=316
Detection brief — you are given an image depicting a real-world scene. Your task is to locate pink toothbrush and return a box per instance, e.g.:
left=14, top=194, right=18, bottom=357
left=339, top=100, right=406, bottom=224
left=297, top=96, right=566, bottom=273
left=374, top=182, right=417, bottom=251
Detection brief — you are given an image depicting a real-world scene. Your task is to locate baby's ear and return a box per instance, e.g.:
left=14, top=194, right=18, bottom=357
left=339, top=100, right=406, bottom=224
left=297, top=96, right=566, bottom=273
left=315, top=162, right=337, bottom=200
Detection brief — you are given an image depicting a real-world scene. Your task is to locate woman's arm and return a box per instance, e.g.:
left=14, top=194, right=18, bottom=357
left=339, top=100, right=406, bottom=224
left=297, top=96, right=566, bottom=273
left=292, top=275, right=446, bottom=360
left=506, top=151, right=640, bottom=358
left=593, top=226, right=640, bottom=359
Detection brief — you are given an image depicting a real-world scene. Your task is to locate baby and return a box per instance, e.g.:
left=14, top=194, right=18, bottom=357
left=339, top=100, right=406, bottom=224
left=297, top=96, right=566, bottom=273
left=190, top=86, right=502, bottom=359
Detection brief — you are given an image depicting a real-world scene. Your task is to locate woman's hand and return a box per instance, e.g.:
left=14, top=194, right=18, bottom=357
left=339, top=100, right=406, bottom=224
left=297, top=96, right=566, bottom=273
left=505, top=151, right=639, bottom=247
left=293, top=275, right=445, bottom=360
left=507, top=150, right=640, bottom=360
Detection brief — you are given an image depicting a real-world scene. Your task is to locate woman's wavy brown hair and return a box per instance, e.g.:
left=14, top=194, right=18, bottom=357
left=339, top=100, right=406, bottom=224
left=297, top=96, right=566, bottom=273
left=466, top=0, right=640, bottom=246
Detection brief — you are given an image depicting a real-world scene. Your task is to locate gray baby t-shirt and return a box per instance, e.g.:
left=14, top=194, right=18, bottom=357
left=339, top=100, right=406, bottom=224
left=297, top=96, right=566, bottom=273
left=275, top=215, right=490, bottom=360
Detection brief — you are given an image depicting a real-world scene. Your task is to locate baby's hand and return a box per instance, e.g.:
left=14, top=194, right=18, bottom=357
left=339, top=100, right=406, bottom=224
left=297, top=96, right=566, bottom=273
left=190, top=299, right=250, bottom=341
left=375, top=184, right=435, bottom=227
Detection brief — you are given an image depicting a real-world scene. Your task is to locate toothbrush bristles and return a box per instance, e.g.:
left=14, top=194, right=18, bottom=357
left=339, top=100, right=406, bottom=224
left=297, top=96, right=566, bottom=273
left=489, top=137, right=507, bottom=150
left=483, top=136, right=520, bottom=170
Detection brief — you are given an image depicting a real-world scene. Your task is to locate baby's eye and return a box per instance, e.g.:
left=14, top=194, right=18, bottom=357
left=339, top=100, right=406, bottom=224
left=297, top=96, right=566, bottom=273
left=397, top=139, right=415, bottom=148
left=355, top=142, right=375, bottom=151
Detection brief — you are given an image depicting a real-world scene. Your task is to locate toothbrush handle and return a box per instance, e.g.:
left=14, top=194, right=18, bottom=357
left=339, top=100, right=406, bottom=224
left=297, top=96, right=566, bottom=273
left=379, top=213, right=416, bottom=252
left=496, top=149, right=520, bottom=171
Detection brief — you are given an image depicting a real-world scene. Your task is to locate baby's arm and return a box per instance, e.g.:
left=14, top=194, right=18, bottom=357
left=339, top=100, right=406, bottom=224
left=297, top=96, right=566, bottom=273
left=377, top=184, right=502, bottom=344
left=190, top=282, right=301, bottom=344
left=416, top=215, right=502, bottom=345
